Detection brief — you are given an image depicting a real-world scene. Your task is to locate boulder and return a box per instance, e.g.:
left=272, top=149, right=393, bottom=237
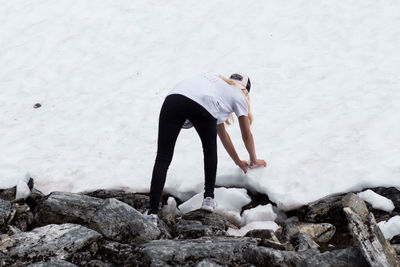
left=342, top=193, right=400, bottom=267
left=244, top=246, right=368, bottom=267
left=140, top=236, right=259, bottom=266
left=34, top=192, right=160, bottom=243
left=182, top=209, right=237, bottom=230
left=295, top=222, right=335, bottom=243
left=84, top=189, right=150, bottom=214
left=174, top=219, right=226, bottom=239
left=290, top=233, right=319, bottom=251
left=27, top=260, right=78, bottom=267
left=0, top=186, right=16, bottom=201
left=4, top=223, right=101, bottom=266
left=11, top=203, right=34, bottom=232
left=0, top=199, right=16, bottom=232
left=245, top=229, right=293, bottom=251
left=294, top=194, right=348, bottom=231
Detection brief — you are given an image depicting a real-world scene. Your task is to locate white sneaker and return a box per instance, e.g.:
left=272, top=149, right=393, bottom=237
left=201, top=197, right=216, bottom=212
left=143, top=211, right=158, bottom=226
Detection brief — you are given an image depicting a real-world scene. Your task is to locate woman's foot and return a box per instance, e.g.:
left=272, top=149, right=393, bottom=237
left=143, top=210, right=158, bottom=226
left=201, top=197, right=216, bottom=212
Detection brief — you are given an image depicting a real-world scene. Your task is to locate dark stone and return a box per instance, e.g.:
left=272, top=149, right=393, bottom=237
left=293, top=193, right=349, bottom=232
left=25, top=188, right=45, bottom=211
left=0, top=199, right=16, bottom=233
left=10, top=204, right=34, bottom=232
left=244, top=245, right=368, bottom=267
left=175, top=219, right=226, bottom=239
left=5, top=223, right=101, bottom=266
left=84, top=189, right=150, bottom=214
left=27, top=260, right=78, bottom=266
left=95, top=239, right=143, bottom=266
left=392, top=235, right=400, bottom=244
left=290, top=233, right=319, bottom=251
left=33, top=192, right=161, bottom=243
left=182, top=209, right=237, bottom=230
left=33, top=103, right=42, bottom=109
left=0, top=186, right=16, bottom=201
left=342, top=193, right=400, bottom=266
left=140, top=236, right=259, bottom=266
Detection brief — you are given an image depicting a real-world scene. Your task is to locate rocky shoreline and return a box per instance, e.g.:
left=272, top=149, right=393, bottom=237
left=0, top=180, right=399, bottom=266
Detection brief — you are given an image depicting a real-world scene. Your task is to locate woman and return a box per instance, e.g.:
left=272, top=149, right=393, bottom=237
left=144, top=73, right=266, bottom=225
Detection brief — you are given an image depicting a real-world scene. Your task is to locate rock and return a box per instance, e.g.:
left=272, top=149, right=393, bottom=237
left=5, top=223, right=101, bottom=265
left=182, top=209, right=238, bottom=230
left=294, top=193, right=348, bottom=231
left=393, top=244, right=400, bottom=254
left=175, top=219, right=225, bottom=239
left=290, top=233, right=319, bottom=251
left=0, top=199, right=16, bottom=232
left=25, top=188, right=45, bottom=211
left=244, top=245, right=368, bottom=267
left=342, top=193, right=400, bottom=267
left=86, top=260, right=113, bottom=267
left=7, top=225, right=22, bottom=235
left=11, top=203, right=34, bottom=232
left=84, top=189, right=151, bottom=214
left=0, top=186, right=16, bottom=201
left=295, top=222, right=336, bottom=243
left=34, top=192, right=160, bottom=243
left=140, top=236, right=259, bottom=266
left=245, top=229, right=293, bottom=251
left=392, top=234, right=400, bottom=244
left=195, top=259, right=223, bottom=267
left=90, top=198, right=161, bottom=243
left=27, top=260, right=78, bottom=266
left=0, top=234, right=13, bottom=250
left=95, top=239, right=142, bottom=266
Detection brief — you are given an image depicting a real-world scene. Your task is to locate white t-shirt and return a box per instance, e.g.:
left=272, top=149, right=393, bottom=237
left=168, top=74, right=248, bottom=124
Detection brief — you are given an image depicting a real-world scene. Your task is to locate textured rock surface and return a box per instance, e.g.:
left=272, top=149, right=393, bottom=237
left=34, top=192, right=160, bottom=243
left=27, top=260, right=78, bottom=267
left=0, top=186, right=16, bottom=201
left=244, top=246, right=367, bottom=267
left=4, top=223, right=101, bottom=265
left=342, top=193, right=400, bottom=267
left=84, top=189, right=150, bottom=214
left=182, top=209, right=238, bottom=230
left=174, top=219, right=226, bottom=239
left=295, top=222, right=336, bottom=243
left=140, top=236, right=259, bottom=266
left=294, top=194, right=348, bottom=231
left=290, top=233, right=319, bottom=251
left=0, top=199, right=16, bottom=232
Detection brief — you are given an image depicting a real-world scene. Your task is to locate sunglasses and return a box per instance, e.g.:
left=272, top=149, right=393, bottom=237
left=230, top=74, right=251, bottom=92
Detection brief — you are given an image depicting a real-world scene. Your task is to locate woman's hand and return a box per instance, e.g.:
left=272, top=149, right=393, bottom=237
left=236, top=160, right=249, bottom=173
left=249, top=159, right=267, bottom=169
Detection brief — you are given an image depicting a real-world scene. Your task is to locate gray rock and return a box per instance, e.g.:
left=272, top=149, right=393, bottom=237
left=393, top=244, right=400, bottom=254
left=140, top=236, right=259, bottom=266
left=245, top=229, right=293, bottom=251
left=0, top=234, right=13, bottom=250
left=84, top=189, right=151, bottom=214
left=0, top=199, right=16, bottom=232
left=34, top=191, right=160, bottom=243
left=6, top=223, right=101, bottom=264
left=11, top=203, right=34, bottom=232
left=294, top=194, right=348, bottom=231
left=175, top=219, right=226, bottom=239
left=342, top=193, right=400, bottom=267
left=290, top=233, right=319, bottom=251
left=91, top=198, right=160, bottom=243
left=182, top=209, right=237, bottom=230
left=195, top=259, right=223, bottom=267
left=27, top=260, right=78, bottom=266
left=0, top=186, right=16, bottom=201
left=296, top=222, right=335, bottom=243
left=244, top=245, right=368, bottom=267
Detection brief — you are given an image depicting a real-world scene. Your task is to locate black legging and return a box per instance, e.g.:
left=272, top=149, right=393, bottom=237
left=149, top=94, right=217, bottom=214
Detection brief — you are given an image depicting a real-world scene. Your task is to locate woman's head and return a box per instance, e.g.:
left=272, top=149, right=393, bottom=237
left=218, top=74, right=253, bottom=126
left=229, top=73, right=251, bottom=93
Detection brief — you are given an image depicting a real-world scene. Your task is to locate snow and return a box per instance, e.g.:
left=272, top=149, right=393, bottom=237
left=178, top=187, right=251, bottom=225
left=1, top=1, right=400, bottom=212
left=378, top=216, right=400, bottom=240
left=357, top=189, right=395, bottom=213
left=241, top=204, right=277, bottom=226
left=227, top=221, right=280, bottom=237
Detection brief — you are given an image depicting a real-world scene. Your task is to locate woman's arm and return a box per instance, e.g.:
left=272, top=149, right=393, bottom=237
left=217, top=123, right=249, bottom=173
left=238, top=116, right=266, bottom=168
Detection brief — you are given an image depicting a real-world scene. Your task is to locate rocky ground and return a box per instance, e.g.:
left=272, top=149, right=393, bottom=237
left=0, top=179, right=399, bottom=266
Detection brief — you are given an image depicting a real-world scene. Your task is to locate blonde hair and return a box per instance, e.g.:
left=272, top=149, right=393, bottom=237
left=218, top=75, right=253, bottom=125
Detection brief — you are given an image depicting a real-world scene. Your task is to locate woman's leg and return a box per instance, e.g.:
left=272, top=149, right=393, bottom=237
left=189, top=106, right=218, bottom=199
left=149, top=95, right=186, bottom=214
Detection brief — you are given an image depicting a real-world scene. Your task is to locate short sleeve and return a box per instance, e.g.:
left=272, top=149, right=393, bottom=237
left=233, top=95, right=248, bottom=118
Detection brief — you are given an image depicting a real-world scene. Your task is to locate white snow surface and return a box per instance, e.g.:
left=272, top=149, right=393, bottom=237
left=1, top=1, right=400, bottom=211
left=378, top=216, right=400, bottom=240
left=241, top=204, right=277, bottom=227
left=227, top=221, right=280, bottom=237
left=357, top=189, right=395, bottom=213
